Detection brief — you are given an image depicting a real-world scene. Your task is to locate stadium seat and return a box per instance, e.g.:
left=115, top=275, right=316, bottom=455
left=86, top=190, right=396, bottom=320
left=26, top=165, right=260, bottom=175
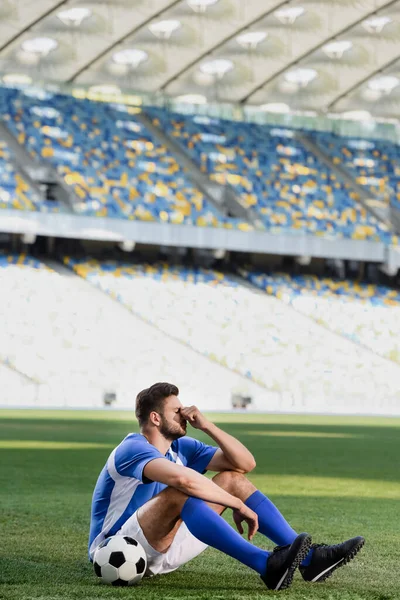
left=241, top=268, right=400, bottom=365
left=1, top=85, right=398, bottom=242
left=0, top=88, right=247, bottom=228
left=64, top=257, right=400, bottom=412
left=313, top=132, right=400, bottom=212
left=145, top=109, right=394, bottom=243
left=0, top=138, right=56, bottom=212
left=0, top=254, right=261, bottom=410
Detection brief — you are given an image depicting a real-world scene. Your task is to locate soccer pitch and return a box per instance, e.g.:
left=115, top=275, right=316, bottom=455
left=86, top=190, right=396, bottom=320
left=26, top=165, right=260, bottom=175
left=1, top=410, right=399, bottom=600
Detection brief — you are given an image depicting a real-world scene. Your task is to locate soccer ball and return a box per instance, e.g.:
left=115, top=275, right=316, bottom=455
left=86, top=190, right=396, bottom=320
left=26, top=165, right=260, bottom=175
left=93, top=535, right=147, bottom=586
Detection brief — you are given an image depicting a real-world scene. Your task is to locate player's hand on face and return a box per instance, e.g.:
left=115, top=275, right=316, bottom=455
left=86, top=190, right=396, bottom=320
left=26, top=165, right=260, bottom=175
left=180, top=406, right=209, bottom=430
left=232, top=503, right=259, bottom=541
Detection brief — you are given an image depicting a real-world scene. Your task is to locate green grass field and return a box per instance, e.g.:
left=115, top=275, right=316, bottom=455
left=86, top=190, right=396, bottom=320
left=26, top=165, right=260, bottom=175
left=1, top=409, right=399, bottom=600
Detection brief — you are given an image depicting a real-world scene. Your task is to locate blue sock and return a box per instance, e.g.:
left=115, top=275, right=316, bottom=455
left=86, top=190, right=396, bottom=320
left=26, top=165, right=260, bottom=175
left=181, top=497, right=270, bottom=575
left=245, top=490, right=313, bottom=567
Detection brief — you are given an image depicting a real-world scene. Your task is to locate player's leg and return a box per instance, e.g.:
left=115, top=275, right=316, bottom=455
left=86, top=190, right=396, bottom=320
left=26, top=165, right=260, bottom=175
left=212, top=470, right=365, bottom=584
left=135, top=486, right=221, bottom=553
left=136, top=470, right=290, bottom=553
left=133, top=474, right=311, bottom=590
left=136, top=485, right=270, bottom=572
left=118, top=486, right=211, bottom=577
left=213, top=470, right=299, bottom=547
left=135, top=471, right=248, bottom=552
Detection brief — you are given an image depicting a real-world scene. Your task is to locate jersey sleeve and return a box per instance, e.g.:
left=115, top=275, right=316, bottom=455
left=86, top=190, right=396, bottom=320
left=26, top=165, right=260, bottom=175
left=114, top=439, right=164, bottom=482
left=178, top=437, right=218, bottom=474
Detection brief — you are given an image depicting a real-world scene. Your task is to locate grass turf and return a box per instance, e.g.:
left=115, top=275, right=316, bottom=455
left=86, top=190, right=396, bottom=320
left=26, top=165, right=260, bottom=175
left=0, top=410, right=399, bottom=600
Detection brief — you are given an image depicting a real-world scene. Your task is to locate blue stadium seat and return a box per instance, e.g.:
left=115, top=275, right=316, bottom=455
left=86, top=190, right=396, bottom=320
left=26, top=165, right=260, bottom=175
left=0, top=88, right=248, bottom=228
left=65, top=257, right=400, bottom=400
left=0, top=84, right=398, bottom=244
left=146, top=108, right=394, bottom=243
left=242, top=267, right=400, bottom=364
left=0, top=138, right=56, bottom=212
left=313, top=132, right=400, bottom=212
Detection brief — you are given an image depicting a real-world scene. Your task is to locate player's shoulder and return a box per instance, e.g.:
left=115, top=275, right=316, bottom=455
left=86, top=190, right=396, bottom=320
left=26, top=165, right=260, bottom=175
left=122, top=432, right=147, bottom=443
left=119, top=432, right=152, bottom=448
left=171, top=435, right=201, bottom=453
left=115, top=433, right=150, bottom=455
left=113, top=433, right=159, bottom=469
left=172, top=435, right=196, bottom=445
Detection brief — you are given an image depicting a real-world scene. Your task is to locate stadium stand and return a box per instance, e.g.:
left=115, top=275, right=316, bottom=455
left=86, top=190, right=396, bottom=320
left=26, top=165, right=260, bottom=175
left=146, top=108, right=395, bottom=243
left=0, top=361, right=37, bottom=406
left=241, top=269, right=400, bottom=366
left=65, top=257, right=400, bottom=414
left=0, top=137, right=53, bottom=212
left=313, top=132, right=400, bottom=211
left=0, top=86, right=398, bottom=242
left=0, top=88, right=248, bottom=227
left=0, top=254, right=265, bottom=409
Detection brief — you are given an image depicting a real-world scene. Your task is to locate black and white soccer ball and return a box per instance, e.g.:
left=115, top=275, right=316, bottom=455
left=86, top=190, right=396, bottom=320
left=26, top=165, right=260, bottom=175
left=93, top=535, right=147, bottom=586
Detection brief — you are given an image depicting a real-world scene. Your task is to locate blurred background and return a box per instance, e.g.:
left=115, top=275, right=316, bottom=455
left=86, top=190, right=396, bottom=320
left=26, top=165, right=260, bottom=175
left=1, top=0, right=400, bottom=416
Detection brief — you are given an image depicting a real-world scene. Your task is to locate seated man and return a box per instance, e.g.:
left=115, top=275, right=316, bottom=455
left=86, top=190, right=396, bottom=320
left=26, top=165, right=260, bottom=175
left=89, top=382, right=364, bottom=591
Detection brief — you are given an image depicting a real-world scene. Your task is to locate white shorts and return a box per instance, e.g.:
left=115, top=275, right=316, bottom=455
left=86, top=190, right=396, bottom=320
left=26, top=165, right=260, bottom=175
left=117, top=511, right=208, bottom=576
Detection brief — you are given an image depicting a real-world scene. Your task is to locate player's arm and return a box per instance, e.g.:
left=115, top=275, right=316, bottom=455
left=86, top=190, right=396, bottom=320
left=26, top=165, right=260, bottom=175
left=180, top=406, right=256, bottom=473
left=143, top=458, right=258, bottom=539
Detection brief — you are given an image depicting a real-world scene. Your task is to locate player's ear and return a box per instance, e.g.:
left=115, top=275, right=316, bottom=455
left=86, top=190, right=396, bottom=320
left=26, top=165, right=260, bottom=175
left=149, top=411, right=161, bottom=427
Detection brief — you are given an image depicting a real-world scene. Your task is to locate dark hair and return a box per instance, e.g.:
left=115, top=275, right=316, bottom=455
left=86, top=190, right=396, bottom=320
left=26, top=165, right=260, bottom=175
left=135, top=382, right=179, bottom=427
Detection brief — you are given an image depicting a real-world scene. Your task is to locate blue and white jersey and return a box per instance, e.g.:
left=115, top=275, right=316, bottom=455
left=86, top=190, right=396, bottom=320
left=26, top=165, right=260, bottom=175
left=88, top=433, right=217, bottom=558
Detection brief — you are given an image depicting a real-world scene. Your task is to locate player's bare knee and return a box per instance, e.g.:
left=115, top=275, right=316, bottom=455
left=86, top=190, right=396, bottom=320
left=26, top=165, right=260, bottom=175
left=159, top=486, right=189, bottom=511
left=212, top=470, right=256, bottom=499
left=212, top=470, right=245, bottom=491
left=136, top=486, right=188, bottom=534
left=171, top=487, right=190, bottom=510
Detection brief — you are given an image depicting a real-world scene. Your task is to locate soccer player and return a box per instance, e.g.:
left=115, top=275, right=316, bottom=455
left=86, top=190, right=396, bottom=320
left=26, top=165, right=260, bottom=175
left=89, top=382, right=364, bottom=591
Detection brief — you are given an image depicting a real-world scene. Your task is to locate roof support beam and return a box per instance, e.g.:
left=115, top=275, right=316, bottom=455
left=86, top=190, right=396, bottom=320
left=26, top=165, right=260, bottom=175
left=239, top=0, right=399, bottom=104
left=0, top=0, right=69, bottom=54
left=66, top=0, right=182, bottom=84
left=327, top=53, right=400, bottom=111
left=161, top=0, right=289, bottom=93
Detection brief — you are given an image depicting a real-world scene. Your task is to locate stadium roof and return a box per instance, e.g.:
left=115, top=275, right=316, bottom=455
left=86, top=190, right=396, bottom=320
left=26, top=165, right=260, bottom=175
left=1, top=0, right=400, bottom=118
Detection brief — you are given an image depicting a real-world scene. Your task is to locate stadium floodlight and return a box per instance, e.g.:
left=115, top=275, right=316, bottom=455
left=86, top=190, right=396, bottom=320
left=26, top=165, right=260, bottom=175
left=274, top=6, right=305, bottom=25
left=89, top=84, right=121, bottom=95
left=296, top=256, right=311, bottom=266
left=362, top=16, right=392, bottom=34
left=340, top=110, right=372, bottom=121
left=2, top=73, right=32, bottom=85
left=112, top=49, right=148, bottom=68
left=323, top=40, right=352, bottom=59
left=362, top=87, right=381, bottom=102
left=213, top=249, right=226, bottom=259
left=200, top=58, right=233, bottom=78
left=149, top=19, right=181, bottom=39
left=236, top=31, right=267, bottom=50
left=284, top=68, right=317, bottom=87
left=21, top=232, right=36, bottom=244
left=57, top=7, right=92, bottom=26
left=187, top=0, right=219, bottom=13
left=21, top=37, right=58, bottom=55
left=119, top=240, right=136, bottom=252
left=368, top=75, right=399, bottom=94
left=174, top=94, right=208, bottom=104
left=379, top=263, right=398, bottom=277
left=258, top=102, right=290, bottom=113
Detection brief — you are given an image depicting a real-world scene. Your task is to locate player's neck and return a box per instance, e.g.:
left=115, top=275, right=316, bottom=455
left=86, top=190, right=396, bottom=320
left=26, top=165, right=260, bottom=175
left=140, top=429, right=171, bottom=455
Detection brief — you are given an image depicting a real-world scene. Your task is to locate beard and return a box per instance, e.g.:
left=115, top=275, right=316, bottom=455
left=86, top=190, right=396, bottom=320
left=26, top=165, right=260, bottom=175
left=159, top=415, right=187, bottom=441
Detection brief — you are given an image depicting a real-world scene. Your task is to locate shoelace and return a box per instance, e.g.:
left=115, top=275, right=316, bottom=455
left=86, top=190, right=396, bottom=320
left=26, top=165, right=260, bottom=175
left=272, top=544, right=290, bottom=553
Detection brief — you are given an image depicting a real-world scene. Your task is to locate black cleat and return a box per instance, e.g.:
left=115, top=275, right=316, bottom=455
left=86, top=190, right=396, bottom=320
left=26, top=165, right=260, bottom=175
left=261, top=533, right=312, bottom=591
left=300, top=536, right=365, bottom=583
